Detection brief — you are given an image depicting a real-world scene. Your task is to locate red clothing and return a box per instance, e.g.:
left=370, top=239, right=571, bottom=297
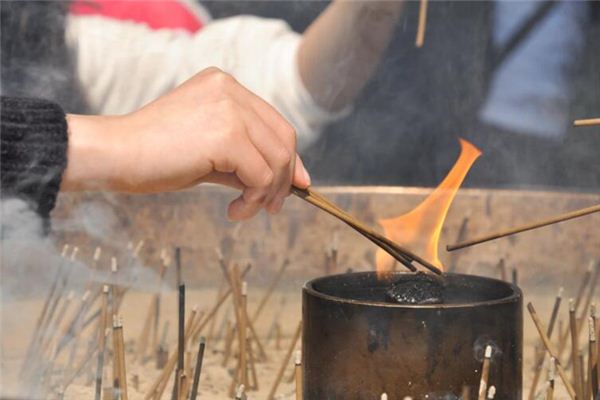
left=70, top=0, right=205, bottom=33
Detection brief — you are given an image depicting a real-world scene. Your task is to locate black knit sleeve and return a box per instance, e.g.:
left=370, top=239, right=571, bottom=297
left=1, top=96, right=68, bottom=219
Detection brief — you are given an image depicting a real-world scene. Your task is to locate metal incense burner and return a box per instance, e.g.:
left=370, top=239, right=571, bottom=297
left=302, top=272, right=522, bottom=399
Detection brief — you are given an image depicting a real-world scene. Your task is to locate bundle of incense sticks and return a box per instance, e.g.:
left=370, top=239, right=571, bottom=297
left=525, top=262, right=600, bottom=400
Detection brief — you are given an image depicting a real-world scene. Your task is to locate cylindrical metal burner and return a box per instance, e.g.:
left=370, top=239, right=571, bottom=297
left=303, top=272, right=522, bottom=399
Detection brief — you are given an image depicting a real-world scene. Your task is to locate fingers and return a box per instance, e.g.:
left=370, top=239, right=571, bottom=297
left=213, top=131, right=274, bottom=219
left=240, top=107, right=294, bottom=214
left=293, top=154, right=311, bottom=188
left=234, top=85, right=310, bottom=212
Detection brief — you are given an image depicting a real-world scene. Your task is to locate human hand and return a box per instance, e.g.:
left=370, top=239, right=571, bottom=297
left=63, top=67, right=311, bottom=220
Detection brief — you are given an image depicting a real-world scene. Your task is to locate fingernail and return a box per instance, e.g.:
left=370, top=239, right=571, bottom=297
left=302, top=165, right=311, bottom=186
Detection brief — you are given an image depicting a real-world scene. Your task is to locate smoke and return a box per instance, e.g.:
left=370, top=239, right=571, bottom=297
left=0, top=198, right=166, bottom=399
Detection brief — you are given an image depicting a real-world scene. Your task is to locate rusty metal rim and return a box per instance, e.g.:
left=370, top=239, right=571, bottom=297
left=303, top=271, right=522, bottom=310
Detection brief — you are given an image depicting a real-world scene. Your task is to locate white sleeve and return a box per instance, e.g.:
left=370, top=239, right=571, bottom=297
left=66, top=15, right=348, bottom=150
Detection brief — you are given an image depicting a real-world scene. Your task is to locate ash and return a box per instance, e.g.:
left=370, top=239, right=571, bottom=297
left=385, top=272, right=444, bottom=305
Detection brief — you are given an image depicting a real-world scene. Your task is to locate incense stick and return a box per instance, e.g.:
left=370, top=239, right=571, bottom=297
left=190, top=263, right=251, bottom=342
left=94, top=286, right=109, bottom=400
left=574, top=118, right=600, bottom=127
left=477, top=345, right=492, bottom=400
left=547, top=358, right=555, bottom=400
left=247, top=337, right=259, bottom=390
left=527, top=287, right=563, bottom=400
left=447, top=204, right=600, bottom=251
left=415, top=0, right=428, bottom=48
left=558, top=265, right=593, bottom=359
left=569, top=299, right=584, bottom=400
left=240, top=282, right=249, bottom=388
left=222, top=322, right=235, bottom=367
left=267, top=320, right=302, bottom=400
left=294, top=350, right=303, bottom=400
left=527, top=302, right=576, bottom=400
left=589, top=316, right=599, bottom=400
left=146, top=308, right=198, bottom=400
left=190, top=337, right=205, bottom=400
left=252, top=258, right=289, bottom=323
left=291, top=186, right=441, bottom=274
left=173, top=284, right=186, bottom=400
left=112, top=316, right=128, bottom=400
left=486, top=386, right=496, bottom=400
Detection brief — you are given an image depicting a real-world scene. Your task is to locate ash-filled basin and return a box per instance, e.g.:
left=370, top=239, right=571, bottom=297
left=302, top=272, right=522, bottom=399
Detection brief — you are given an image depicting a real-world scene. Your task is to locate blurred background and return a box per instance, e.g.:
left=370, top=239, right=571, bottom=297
left=205, top=1, right=600, bottom=190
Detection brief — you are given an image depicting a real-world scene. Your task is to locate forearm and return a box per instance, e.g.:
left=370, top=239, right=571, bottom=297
left=62, top=114, right=133, bottom=192
left=298, top=1, right=405, bottom=111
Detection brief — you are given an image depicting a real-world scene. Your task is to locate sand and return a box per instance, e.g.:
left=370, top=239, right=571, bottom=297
left=1, top=285, right=596, bottom=399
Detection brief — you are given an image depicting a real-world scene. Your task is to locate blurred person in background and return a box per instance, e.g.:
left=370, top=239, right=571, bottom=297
left=62, top=0, right=407, bottom=151
left=466, top=0, right=592, bottom=187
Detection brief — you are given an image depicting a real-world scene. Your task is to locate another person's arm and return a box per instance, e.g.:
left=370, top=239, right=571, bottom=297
left=2, top=68, right=310, bottom=221
left=67, top=1, right=405, bottom=150
left=298, top=1, right=405, bottom=112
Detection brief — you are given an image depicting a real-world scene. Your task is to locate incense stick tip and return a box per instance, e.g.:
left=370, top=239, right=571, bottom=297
left=557, top=287, right=564, bottom=297
left=111, top=257, right=118, bottom=272
left=93, top=246, right=102, bottom=261
left=70, top=246, right=79, bottom=261
left=484, top=345, right=492, bottom=358
left=241, top=281, right=247, bottom=296
left=295, top=350, right=301, bottom=365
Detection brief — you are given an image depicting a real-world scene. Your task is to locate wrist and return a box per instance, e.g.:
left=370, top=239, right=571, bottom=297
left=62, top=114, right=133, bottom=191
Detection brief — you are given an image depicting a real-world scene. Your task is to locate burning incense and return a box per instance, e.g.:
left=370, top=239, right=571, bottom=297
left=380, top=394, right=388, bottom=400
left=291, top=186, right=441, bottom=274
left=267, top=320, right=302, bottom=400
left=294, top=350, right=303, bottom=400
left=415, top=0, right=428, bottom=47
left=190, top=337, right=206, bottom=400
left=252, top=258, right=290, bottom=323
left=477, top=345, right=492, bottom=400
left=527, top=302, right=577, bottom=400
left=574, top=118, right=600, bottom=127
left=447, top=204, right=600, bottom=251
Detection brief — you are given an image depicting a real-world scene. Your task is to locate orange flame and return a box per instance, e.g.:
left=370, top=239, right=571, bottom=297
left=375, top=138, right=481, bottom=275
